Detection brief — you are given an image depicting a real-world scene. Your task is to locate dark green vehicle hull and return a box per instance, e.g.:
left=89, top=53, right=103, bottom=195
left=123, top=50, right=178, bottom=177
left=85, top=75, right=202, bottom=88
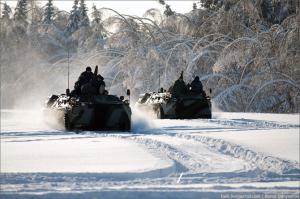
left=137, top=92, right=212, bottom=119
left=44, top=94, right=131, bottom=131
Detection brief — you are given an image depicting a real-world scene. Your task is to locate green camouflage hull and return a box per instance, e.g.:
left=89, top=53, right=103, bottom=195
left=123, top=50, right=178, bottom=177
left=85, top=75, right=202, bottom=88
left=44, top=94, right=131, bottom=131
left=137, top=92, right=211, bottom=119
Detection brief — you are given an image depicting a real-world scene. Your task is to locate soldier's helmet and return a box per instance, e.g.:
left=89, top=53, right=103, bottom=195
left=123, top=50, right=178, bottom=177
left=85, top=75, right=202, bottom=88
left=86, top=66, right=92, bottom=72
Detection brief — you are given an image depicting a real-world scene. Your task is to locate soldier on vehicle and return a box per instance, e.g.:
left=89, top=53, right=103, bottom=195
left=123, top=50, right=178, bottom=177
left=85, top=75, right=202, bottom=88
left=91, top=74, right=106, bottom=94
left=81, top=66, right=107, bottom=95
left=73, top=66, right=93, bottom=95
left=170, top=71, right=187, bottom=98
left=190, top=76, right=203, bottom=93
left=78, top=66, right=94, bottom=85
left=91, top=65, right=106, bottom=94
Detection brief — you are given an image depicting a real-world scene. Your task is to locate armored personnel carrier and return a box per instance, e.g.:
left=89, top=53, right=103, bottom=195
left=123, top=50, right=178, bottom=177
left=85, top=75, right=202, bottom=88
left=44, top=90, right=131, bottom=131
left=136, top=90, right=211, bottom=119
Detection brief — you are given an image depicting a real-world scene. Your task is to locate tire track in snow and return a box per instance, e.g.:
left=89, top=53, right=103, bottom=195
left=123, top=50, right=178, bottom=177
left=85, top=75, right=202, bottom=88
left=124, top=135, right=264, bottom=184
left=82, top=129, right=299, bottom=184
left=127, top=136, right=191, bottom=173
left=176, top=134, right=300, bottom=179
left=58, top=128, right=299, bottom=183
left=208, top=118, right=300, bottom=129
left=121, top=130, right=299, bottom=183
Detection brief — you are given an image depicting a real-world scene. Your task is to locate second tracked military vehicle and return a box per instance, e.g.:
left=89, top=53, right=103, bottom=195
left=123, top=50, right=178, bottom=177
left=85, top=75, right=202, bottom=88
left=136, top=72, right=211, bottom=119
left=136, top=90, right=211, bottom=119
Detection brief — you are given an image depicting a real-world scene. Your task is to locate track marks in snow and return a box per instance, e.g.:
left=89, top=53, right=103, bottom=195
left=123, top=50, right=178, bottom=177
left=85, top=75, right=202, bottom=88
left=208, top=118, right=300, bottom=129
left=122, top=133, right=300, bottom=184
left=176, top=134, right=300, bottom=178
left=124, top=134, right=257, bottom=183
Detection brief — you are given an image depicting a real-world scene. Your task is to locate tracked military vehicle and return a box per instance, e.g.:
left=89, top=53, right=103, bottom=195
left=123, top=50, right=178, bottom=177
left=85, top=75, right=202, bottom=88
left=136, top=90, right=211, bottom=119
left=44, top=91, right=131, bottom=131
left=44, top=65, right=131, bottom=131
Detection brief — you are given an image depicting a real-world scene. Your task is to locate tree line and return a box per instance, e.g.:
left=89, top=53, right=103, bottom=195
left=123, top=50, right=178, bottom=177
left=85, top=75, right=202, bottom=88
left=0, top=0, right=299, bottom=113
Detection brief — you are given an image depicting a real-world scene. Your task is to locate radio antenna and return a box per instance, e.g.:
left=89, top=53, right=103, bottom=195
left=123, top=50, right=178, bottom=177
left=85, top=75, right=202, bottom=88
left=65, top=46, right=71, bottom=96
left=158, top=64, right=160, bottom=92
left=67, top=47, right=70, bottom=90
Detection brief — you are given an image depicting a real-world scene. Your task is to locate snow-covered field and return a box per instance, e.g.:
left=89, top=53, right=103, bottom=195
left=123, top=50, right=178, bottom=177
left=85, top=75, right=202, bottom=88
left=1, top=110, right=299, bottom=199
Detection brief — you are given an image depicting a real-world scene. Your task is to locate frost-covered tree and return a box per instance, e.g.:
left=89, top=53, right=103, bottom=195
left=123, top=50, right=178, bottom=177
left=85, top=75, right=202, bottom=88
left=27, top=0, right=39, bottom=24
left=66, top=0, right=80, bottom=34
left=260, top=0, right=297, bottom=25
left=200, top=0, right=212, bottom=9
left=78, top=0, right=89, bottom=27
left=43, top=0, right=55, bottom=24
left=157, top=0, right=174, bottom=16
left=0, top=3, right=12, bottom=40
left=164, top=4, right=174, bottom=16
left=84, top=4, right=106, bottom=49
left=200, top=0, right=224, bottom=11
left=91, top=5, right=101, bottom=25
left=193, top=3, right=197, bottom=11
left=91, top=4, right=105, bottom=36
left=158, top=0, right=165, bottom=6
left=92, top=5, right=106, bottom=39
left=260, top=0, right=273, bottom=23
left=14, top=0, right=28, bottom=24
left=273, top=0, right=296, bottom=24
left=2, top=3, right=12, bottom=19
left=1, top=0, right=299, bottom=112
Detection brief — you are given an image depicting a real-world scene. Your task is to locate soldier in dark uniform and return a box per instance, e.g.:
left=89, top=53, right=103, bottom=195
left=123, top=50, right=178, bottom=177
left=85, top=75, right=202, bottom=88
left=190, top=76, right=203, bottom=93
left=72, top=66, right=107, bottom=95
left=170, top=71, right=187, bottom=98
left=73, top=66, right=93, bottom=95
left=190, top=76, right=206, bottom=96
left=90, top=74, right=106, bottom=94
